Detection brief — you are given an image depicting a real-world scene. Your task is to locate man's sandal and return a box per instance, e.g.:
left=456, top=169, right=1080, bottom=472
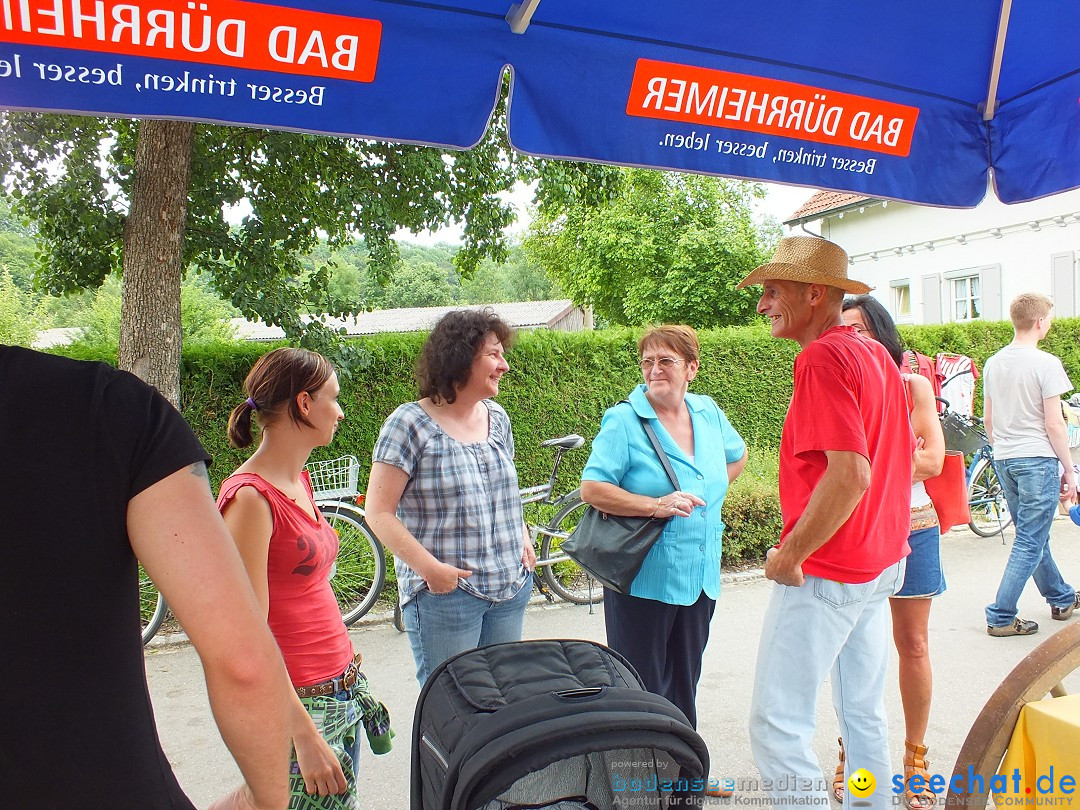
left=903, top=740, right=936, bottom=810
left=704, top=785, right=735, bottom=798
left=832, top=737, right=845, bottom=803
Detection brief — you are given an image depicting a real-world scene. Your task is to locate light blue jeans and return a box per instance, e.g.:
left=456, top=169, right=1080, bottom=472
left=986, top=457, right=1076, bottom=628
left=749, top=561, right=904, bottom=810
left=403, top=582, right=531, bottom=685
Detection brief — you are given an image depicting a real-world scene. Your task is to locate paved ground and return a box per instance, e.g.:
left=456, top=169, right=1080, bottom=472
left=147, top=519, right=1080, bottom=808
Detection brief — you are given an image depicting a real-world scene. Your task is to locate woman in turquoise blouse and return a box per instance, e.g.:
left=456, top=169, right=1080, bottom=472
left=581, top=325, right=747, bottom=733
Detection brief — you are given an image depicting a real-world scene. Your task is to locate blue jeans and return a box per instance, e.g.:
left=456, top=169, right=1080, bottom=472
left=986, top=457, right=1076, bottom=627
left=749, top=562, right=904, bottom=810
left=403, top=582, right=531, bottom=685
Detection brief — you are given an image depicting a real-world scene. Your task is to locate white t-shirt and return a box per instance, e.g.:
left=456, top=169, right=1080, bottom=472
left=984, top=345, right=1073, bottom=460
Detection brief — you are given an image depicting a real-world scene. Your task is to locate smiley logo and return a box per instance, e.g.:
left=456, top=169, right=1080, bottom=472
left=847, top=768, right=876, bottom=798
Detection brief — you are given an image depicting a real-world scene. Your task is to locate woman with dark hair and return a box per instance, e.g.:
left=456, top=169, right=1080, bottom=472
left=366, top=309, right=535, bottom=685
left=839, top=296, right=945, bottom=810
left=218, top=347, right=390, bottom=809
left=842, top=294, right=904, bottom=366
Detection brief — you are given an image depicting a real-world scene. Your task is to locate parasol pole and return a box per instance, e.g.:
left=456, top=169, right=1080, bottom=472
left=506, top=0, right=543, bottom=33
left=982, top=0, right=1013, bottom=121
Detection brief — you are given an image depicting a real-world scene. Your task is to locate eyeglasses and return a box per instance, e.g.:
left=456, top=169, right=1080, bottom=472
left=639, top=357, right=684, bottom=371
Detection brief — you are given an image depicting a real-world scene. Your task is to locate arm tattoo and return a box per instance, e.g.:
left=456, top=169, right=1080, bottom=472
left=189, top=462, right=212, bottom=494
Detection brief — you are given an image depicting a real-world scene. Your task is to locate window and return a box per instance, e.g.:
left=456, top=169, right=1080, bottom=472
left=891, top=281, right=911, bottom=320
left=951, top=274, right=981, bottom=321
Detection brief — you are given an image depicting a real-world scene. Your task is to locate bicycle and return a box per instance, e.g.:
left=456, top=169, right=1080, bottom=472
left=938, top=399, right=1013, bottom=538
left=140, top=565, right=168, bottom=645
left=306, top=455, right=389, bottom=625
left=520, top=434, right=601, bottom=605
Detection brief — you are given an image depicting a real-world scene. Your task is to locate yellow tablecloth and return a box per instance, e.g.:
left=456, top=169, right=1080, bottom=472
left=995, top=694, right=1080, bottom=801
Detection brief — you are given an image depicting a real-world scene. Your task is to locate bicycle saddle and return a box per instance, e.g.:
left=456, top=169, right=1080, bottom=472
left=541, top=434, right=585, bottom=449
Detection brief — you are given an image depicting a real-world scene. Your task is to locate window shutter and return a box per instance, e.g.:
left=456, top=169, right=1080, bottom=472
left=921, top=273, right=942, bottom=324
left=980, top=264, right=1003, bottom=321
left=1051, top=252, right=1076, bottom=317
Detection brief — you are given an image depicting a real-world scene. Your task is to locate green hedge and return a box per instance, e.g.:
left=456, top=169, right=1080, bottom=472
left=55, top=316, right=1080, bottom=565
left=163, top=326, right=800, bottom=493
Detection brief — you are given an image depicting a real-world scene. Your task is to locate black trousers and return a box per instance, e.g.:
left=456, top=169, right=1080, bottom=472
left=603, top=588, right=715, bottom=729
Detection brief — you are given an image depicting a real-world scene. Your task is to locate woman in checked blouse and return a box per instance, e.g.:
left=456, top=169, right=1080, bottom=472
left=365, top=310, right=535, bottom=685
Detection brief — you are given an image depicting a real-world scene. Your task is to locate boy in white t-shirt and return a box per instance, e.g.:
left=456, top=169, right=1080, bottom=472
left=984, top=293, right=1080, bottom=636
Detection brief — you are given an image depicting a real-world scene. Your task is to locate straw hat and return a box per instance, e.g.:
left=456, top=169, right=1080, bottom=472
left=736, top=236, right=872, bottom=294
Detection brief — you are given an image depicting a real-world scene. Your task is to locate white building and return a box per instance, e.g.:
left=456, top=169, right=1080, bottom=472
left=783, top=188, right=1080, bottom=325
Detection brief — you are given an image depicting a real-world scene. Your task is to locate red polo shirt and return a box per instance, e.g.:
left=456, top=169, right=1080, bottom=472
left=779, top=325, right=914, bottom=583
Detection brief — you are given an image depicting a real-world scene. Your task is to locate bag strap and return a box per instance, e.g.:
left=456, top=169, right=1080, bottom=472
left=620, top=400, right=680, bottom=491
left=901, top=375, right=915, bottom=413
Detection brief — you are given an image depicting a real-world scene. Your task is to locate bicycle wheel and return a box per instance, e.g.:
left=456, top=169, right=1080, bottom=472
left=968, top=458, right=1013, bottom=537
left=139, top=564, right=167, bottom=645
left=319, top=504, right=387, bottom=625
left=539, top=493, right=602, bottom=605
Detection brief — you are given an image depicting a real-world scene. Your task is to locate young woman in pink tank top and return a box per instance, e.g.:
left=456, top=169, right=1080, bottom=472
left=217, top=347, right=388, bottom=810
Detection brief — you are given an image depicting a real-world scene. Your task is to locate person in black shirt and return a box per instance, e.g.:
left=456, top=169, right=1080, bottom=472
left=0, top=346, right=293, bottom=810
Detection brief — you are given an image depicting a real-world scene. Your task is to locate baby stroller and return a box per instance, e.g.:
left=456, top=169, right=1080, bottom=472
left=411, top=639, right=709, bottom=810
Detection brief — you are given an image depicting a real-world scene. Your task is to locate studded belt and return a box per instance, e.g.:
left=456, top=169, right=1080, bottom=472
left=295, top=653, right=364, bottom=699
left=910, top=502, right=939, bottom=531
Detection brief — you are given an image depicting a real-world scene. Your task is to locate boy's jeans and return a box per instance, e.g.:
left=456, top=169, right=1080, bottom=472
left=986, top=457, right=1075, bottom=627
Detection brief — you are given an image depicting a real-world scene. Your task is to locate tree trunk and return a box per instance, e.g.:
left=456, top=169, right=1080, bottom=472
left=119, top=119, right=195, bottom=407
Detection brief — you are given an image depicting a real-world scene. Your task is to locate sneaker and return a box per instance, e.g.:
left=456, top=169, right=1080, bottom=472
left=1051, top=592, right=1080, bottom=621
left=987, top=618, right=1039, bottom=636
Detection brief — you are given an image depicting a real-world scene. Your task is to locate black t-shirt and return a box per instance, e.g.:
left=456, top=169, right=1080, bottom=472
left=0, top=347, right=210, bottom=808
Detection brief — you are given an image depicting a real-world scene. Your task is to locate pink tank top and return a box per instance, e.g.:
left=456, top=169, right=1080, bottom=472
left=217, top=471, right=353, bottom=687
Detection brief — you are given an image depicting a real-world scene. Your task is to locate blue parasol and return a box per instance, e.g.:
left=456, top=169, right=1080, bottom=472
left=1, top=0, right=1076, bottom=206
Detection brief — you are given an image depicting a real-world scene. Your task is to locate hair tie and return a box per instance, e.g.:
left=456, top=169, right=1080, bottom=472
left=245, top=397, right=260, bottom=412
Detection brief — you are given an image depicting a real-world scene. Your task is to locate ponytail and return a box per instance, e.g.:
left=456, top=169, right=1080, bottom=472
left=227, top=400, right=257, bottom=448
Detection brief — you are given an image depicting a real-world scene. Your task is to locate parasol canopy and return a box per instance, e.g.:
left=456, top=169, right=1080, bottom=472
left=1, top=0, right=1076, bottom=206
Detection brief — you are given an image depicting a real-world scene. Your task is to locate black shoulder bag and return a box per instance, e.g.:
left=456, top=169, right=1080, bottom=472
left=561, top=409, right=680, bottom=594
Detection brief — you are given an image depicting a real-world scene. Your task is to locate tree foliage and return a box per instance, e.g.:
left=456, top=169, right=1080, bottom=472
left=524, top=169, right=774, bottom=328
left=0, top=231, right=35, bottom=291
left=0, top=196, right=36, bottom=291
left=0, top=107, right=617, bottom=343
left=0, top=268, right=47, bottom=346
left=67, top=273, right=239, bottom=352
left=0, top=98, right=618, bottom=397
left=299, top=241, right=560, bottom=310
left=0, top=202, right=564, bottom=339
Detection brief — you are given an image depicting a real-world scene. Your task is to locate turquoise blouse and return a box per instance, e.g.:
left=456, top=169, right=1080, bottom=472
left=581, top=384, right=746, bottom=605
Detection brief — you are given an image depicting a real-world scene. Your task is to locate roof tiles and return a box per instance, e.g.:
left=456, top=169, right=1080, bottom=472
left=784, top=191, right=875, bottom=223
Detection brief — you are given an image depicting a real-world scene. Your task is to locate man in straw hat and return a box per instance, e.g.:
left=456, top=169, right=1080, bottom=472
left=738, top=236, right=914, bottom=810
